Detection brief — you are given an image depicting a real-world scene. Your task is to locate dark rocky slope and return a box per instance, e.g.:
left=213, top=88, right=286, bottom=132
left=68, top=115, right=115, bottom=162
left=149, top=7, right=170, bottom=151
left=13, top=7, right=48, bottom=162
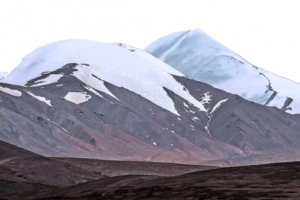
left=1, top=63, right=300, bottom=166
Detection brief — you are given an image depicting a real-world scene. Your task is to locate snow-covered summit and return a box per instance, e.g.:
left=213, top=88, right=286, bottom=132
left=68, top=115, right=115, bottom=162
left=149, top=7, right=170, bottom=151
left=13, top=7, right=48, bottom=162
left=146, top=29, right=300, bottom=114
left=1, top=39, right=207, bottom=115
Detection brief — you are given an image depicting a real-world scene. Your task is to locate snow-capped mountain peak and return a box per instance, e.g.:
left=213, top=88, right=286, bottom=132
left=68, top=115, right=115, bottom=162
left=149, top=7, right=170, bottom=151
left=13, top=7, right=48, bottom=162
left=1, top=40, right=207, bottom=115
left=145, top=29, right=300, bottom=114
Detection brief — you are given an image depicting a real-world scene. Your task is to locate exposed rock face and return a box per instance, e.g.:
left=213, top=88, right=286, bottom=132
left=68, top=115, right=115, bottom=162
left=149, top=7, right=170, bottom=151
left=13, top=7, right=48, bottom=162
left=145, top=29, right=300, bottom=114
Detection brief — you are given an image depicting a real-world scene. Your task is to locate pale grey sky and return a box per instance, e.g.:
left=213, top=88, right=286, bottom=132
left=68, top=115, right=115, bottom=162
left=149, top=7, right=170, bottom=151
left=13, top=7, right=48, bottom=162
left=1, top=0, right=300, bottom=82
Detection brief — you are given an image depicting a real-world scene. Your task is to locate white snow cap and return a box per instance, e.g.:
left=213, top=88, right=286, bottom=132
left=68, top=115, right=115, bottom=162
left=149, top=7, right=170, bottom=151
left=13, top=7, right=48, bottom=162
left=146, top=29, right=300, bottom=114
left=2, top=39, right=206, bottom=115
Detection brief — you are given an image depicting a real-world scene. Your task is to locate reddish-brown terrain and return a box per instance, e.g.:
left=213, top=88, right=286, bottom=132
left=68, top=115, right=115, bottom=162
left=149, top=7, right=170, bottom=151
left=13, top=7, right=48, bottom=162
left=1, top=140, right=300, bottom=199
left=31, top=162, right=300, bottom=199
left=0, top=140, right=212, bottom=199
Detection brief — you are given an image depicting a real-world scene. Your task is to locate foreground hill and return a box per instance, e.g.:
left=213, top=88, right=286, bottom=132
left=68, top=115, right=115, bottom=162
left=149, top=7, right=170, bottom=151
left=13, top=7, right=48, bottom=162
left=57, top=162, right=300, bottom=199
left=1, top=140, right=300, bottom=199
left=34, top=161, right=300, bottom=199
left=146, top=29, right=300, bottom=114
left=0, top=40, right=300, bottom=166
left=0, top=139, right=103, bottom=198
left=0, top=140, right=213, bottom=199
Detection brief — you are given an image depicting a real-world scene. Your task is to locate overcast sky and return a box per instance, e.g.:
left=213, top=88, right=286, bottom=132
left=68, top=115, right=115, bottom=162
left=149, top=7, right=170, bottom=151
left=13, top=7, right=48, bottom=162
left=1, top=0, right=300, bottom=83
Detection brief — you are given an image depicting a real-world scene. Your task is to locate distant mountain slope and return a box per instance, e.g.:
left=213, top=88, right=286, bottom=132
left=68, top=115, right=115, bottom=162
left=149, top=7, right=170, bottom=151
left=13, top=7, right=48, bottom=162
left=145, top=29, right=300, bottom=114
left=0, top=40, right=300, bottom=166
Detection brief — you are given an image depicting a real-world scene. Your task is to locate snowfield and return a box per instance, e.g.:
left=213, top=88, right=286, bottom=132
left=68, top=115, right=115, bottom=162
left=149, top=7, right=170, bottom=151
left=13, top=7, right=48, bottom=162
left=146, top=29, right=300, bottom=114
